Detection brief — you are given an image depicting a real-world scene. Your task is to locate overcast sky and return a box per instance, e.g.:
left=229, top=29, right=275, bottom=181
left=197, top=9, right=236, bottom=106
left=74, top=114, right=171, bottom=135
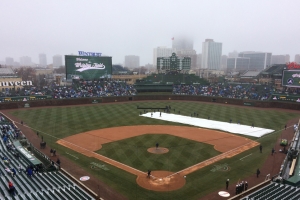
left=1, top=0, right=299, bottom=66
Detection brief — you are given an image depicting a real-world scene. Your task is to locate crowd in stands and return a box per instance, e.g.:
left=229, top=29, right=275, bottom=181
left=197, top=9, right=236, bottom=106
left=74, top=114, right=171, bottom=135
left=0, top=79, right=137, bottom=99
left=172, top=83, right=274, bottom=100
left=0, top=77, right=299, bottom=102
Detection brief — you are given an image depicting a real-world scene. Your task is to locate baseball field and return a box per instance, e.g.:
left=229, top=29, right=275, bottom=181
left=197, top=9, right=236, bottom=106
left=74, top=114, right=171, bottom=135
left=6, top=101, right=299, bottom=200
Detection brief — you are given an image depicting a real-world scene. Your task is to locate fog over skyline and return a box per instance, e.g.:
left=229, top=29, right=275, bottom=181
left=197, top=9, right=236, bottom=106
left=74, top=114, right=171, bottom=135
left=1, top=0, right=299, bottom=66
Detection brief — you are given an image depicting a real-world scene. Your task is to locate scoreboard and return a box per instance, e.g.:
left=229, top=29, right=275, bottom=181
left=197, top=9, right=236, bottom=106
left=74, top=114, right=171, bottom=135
left=282, top=70, right=300, bottom=87
left=65, top=55, right=112, bottom=80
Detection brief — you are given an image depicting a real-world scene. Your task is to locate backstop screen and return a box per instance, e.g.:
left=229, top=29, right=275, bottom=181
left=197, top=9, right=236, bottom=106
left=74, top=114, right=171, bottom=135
left=282, top=70, right=300, bottom=87
left=65, top=55, right=112, bottom=80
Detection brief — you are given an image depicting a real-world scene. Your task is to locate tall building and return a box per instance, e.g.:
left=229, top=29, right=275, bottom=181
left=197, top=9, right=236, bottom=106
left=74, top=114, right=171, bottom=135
left=228, top=51, right=239, bottom=58
left=124, top=55, right=140, bottom=69
left=201, top=39, right=222, bottom=70
left=196, top=54, right=202, bottom=68
left=39, top=53, right=47, bottom=67
left=238, top=51, right=272, bottom=71
left=53, top=55, right=63, bottom=68
left=227, top=57, right=250, bottom=71
left=5, top=57, right=14, bottom=66
left=295, top=54, right=300, bottom=64
left=172, top=36, right=193, bottom=51
left=20, top=56, right=32, bottom=66
left=153, top=47, right=175, bottom=67
left=221, top=55, right=228, bottom=69
left=175, top=49, right=197, bottom=69
left=271, top=54, right=290, bottom=65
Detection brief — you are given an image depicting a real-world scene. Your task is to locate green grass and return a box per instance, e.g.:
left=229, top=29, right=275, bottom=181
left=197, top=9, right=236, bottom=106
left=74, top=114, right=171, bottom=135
left=97, top=134, right=220, bottom=172
left=10, top=101, right=299, bottom=200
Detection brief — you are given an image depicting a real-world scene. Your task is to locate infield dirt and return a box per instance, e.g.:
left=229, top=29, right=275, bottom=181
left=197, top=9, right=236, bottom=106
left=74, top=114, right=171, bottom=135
left=57, top=125, right=259, bottom=191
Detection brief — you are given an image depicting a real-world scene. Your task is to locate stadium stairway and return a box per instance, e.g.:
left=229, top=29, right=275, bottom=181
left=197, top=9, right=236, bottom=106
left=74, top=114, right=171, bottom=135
left=0, top=129, right=96, bottom=200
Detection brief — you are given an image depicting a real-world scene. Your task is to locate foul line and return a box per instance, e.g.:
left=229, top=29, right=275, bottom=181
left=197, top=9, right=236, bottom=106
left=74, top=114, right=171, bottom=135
left=240, top=153, right=252, bottom=161
left=65, top=152, right=79, bottom=160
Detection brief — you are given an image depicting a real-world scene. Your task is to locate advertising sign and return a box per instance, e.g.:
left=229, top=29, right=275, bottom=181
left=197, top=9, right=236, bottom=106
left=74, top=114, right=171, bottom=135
left=282, top=70, right=300, bottom=87
left=65, top=55, right=112, bottom=80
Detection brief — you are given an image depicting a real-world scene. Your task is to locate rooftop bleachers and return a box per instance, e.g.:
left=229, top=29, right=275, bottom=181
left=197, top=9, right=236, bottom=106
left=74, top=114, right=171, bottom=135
left=0, top=121, right=96, bottom=200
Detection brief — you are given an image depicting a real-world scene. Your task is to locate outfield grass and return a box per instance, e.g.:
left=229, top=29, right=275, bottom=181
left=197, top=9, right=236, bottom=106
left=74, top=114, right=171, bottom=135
left=97, top=134, right=221, bottom=172
left=10, top=101, right=299, bottom=200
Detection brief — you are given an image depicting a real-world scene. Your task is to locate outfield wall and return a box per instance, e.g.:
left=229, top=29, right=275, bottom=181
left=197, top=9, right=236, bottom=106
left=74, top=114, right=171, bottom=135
left=1, top=95, right=300, bottom=110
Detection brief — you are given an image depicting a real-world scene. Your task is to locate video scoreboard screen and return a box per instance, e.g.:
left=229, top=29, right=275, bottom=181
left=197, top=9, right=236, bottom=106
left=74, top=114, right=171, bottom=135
left=65, top=55, right=112, bottom=80
left=282, top=70, right=300, bottom=87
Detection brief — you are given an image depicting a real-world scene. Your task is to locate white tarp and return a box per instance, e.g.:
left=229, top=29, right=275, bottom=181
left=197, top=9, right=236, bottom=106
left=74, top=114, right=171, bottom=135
left=141, top=112, right=274, bottom=137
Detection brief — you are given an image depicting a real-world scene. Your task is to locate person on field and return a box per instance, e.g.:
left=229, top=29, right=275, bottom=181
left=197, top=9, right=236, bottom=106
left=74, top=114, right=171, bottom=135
left=259, top=145, right=262, bottom=153
left=156, top=143, right=159, bottom=149
left=226, top=179, right=229, bottom=190
left=147, top=170, right=151, bottom=178
left=245, top=181, right=248, bottom=190
left=256, top=169, right=260, bottom=178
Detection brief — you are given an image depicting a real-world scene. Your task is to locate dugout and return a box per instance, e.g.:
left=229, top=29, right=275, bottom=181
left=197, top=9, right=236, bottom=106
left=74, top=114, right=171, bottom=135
left=13, top=140, right=43, bottom=168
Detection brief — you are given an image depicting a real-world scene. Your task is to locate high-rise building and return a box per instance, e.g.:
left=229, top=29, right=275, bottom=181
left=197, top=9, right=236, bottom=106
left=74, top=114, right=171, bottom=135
left=228, top=51, right=239, bottom=58
left=153, top=47, right=175, bottom=67
left=175, top=49, right=197, bottom=69
left=53, top=55, right=63, bottom=68
left=172, top=37, right=193, bottom=51
left=271, top=54, right=290, bottom=65
left=227, top=57, right=250, bottom=71
left=124, top=55, right=140, bottom=69
left=39, top=53, right=47, bottom=67
left=196, top=54, right=202, bottom=68
left=201, top=39, right=222, bottom=70
left=221, top=55, right=228, bottom=69
left=295, top=54, right=300, bottom=64
left=238, top=51, right=272, bottom=71
left=5, top=57, right=14, bottom=66
left=20, top=56, right=32, bottom=66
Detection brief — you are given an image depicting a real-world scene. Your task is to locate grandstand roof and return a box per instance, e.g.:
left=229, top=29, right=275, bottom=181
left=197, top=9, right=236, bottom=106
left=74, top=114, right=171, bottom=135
left=261, top=64, right=286, bottom=75
left=0, top=67, right=14, bottom=75
left=241, top=70, right=260, bottom=78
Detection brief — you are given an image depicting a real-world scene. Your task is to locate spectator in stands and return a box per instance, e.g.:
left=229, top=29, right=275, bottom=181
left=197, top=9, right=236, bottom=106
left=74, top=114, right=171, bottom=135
left=5, top=167, right=13, bottom=176
left=8, top=180, right=15, bottom=196
left=2, top=156, right=10, bottom=165
left=26, top=167, right=33, bottom=177
left=11, top=168, right=16, bottom=177
left=18, top=164, right=23, bottom=173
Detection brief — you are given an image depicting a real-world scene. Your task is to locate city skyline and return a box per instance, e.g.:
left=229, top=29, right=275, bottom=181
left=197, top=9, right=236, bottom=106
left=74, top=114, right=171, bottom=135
left=0, top=0, right=299, bottom=66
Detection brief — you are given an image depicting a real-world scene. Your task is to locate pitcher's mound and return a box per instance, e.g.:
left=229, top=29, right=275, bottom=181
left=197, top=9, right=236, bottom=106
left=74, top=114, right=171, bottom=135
left=137, top=171, right=186, bottom=191
left=147, top=147, right=169, bottom=154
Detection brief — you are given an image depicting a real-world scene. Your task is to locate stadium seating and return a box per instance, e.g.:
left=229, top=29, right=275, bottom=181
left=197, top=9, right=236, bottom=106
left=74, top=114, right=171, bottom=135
left=0, top=120, right=96, bottom=200
left=240, top=182, right=299, bottom=200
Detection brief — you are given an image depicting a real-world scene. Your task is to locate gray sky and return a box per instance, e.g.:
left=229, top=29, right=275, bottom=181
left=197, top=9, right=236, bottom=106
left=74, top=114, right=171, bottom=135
left=1, top=0, right=299, bottom=65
